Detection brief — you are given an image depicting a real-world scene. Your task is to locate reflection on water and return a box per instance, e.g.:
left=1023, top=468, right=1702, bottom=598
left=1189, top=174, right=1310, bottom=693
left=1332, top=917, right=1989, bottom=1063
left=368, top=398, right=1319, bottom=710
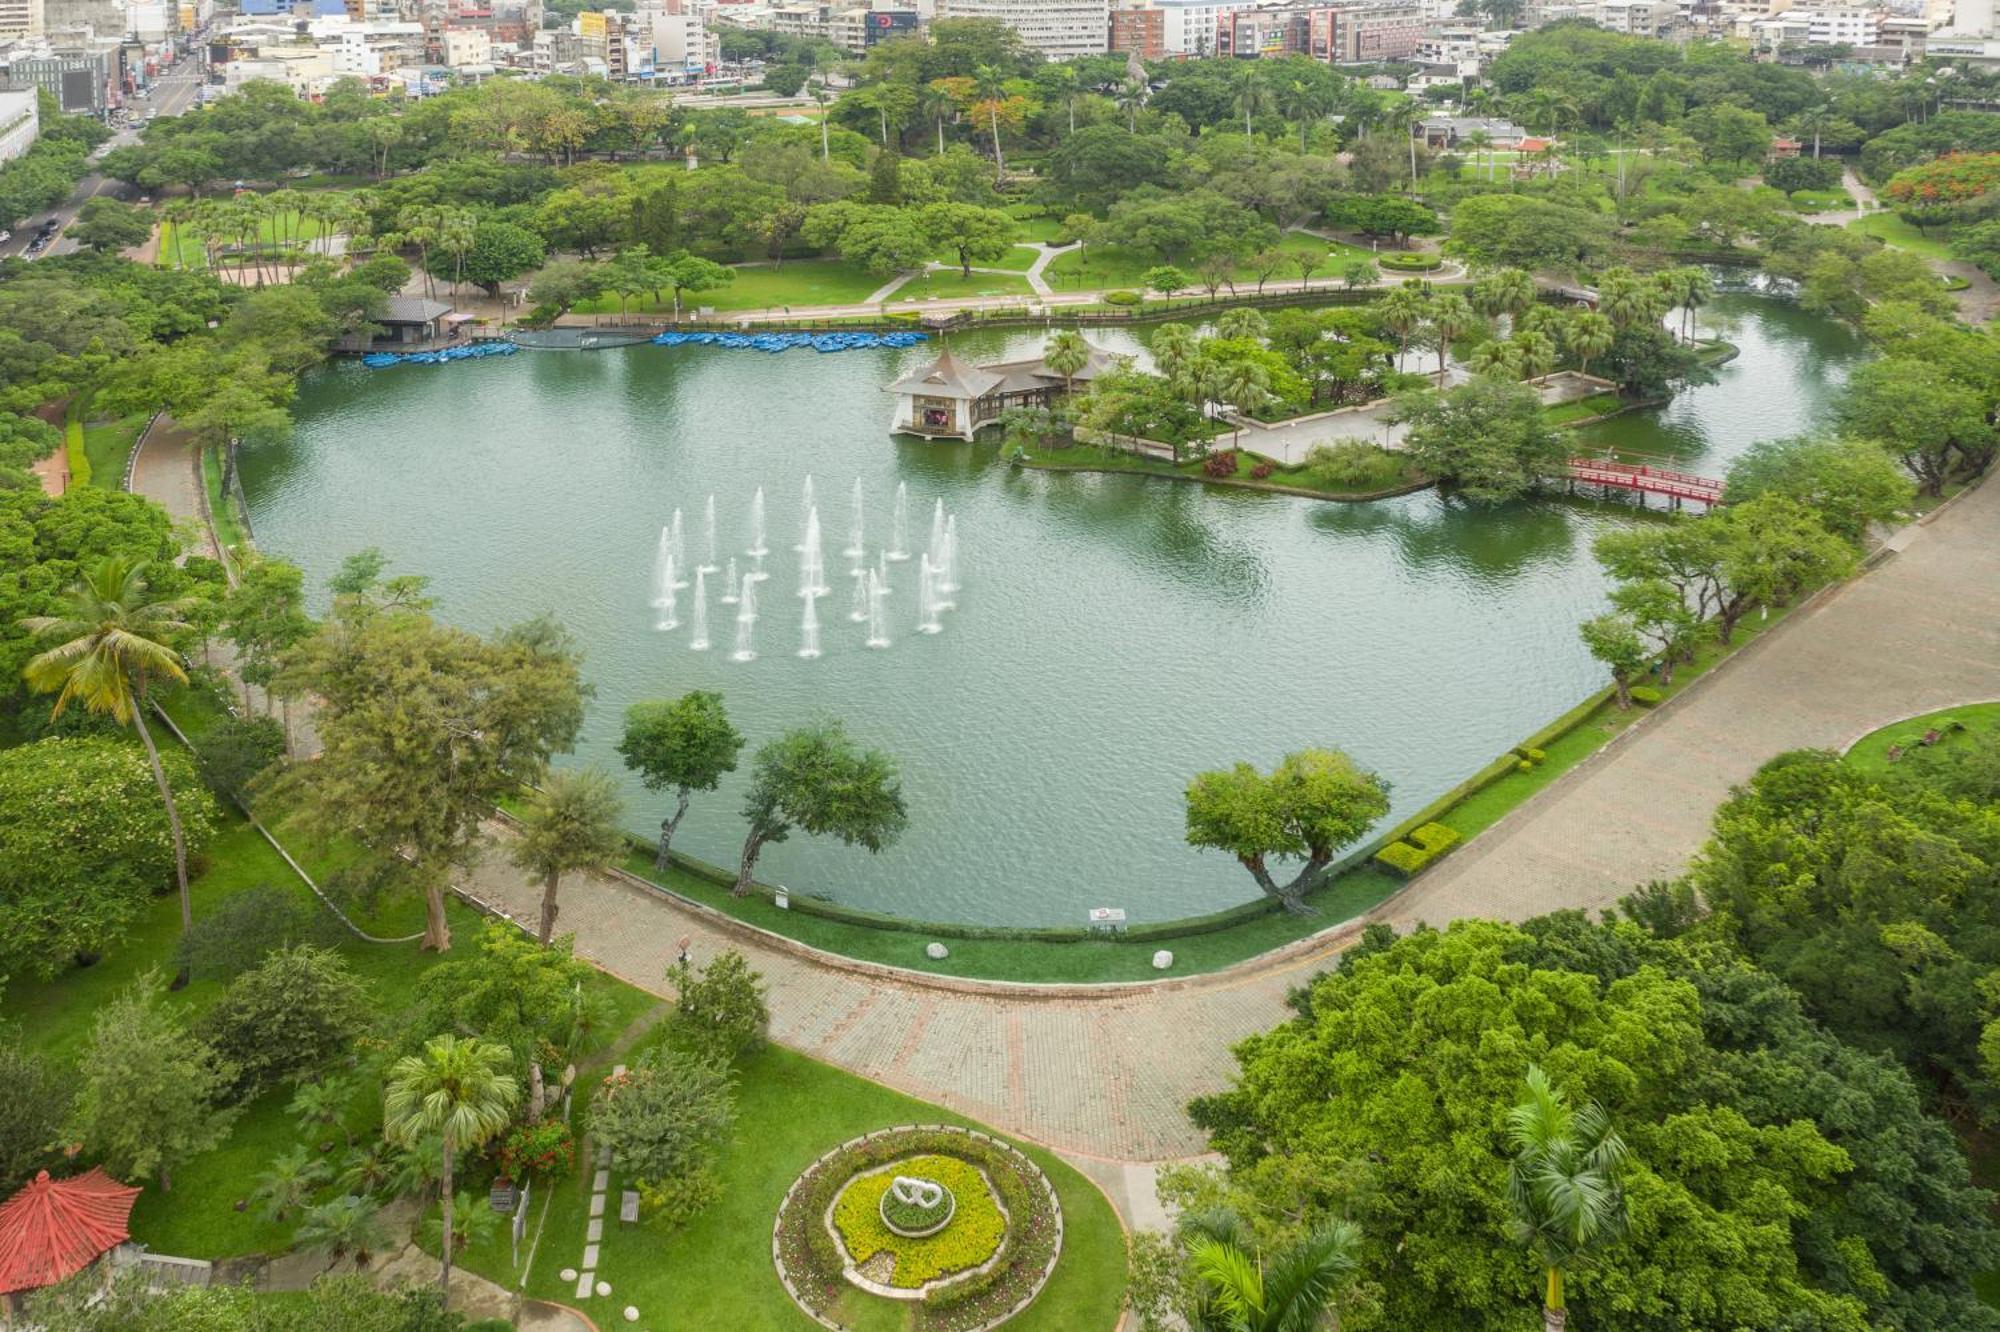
left=241, top=295, right=1866, bottom=925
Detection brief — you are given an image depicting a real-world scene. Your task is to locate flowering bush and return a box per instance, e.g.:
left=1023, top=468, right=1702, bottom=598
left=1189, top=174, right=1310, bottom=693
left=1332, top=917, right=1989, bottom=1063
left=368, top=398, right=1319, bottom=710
left=1202, top=450, right=1238, bottom=478
left=1249, top=463, right=1273, bottom=480
left=494, top=1117, right=574, bottom=1180
left=832, top=1155, right=1004, bottom=1288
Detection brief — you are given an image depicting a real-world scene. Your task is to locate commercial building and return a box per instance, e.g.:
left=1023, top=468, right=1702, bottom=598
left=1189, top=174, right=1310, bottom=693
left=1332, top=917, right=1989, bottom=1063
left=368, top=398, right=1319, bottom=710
left=933, top=0, right=1107, bottom=59
left=1213, top=1, right=1424, bottom=63
left=1146, top=0, right=1256, bottom=54
left=1108, top=2, right=1163, bottom=56
left=1595, top=0, right=1677, bottom=33
left=0, top=0, right=42, bottom=38
left=440, top=23, right=490, bottom=64
left=0, top=85, right=36, bottom=160
left=6, top=49, right=111, bottom=111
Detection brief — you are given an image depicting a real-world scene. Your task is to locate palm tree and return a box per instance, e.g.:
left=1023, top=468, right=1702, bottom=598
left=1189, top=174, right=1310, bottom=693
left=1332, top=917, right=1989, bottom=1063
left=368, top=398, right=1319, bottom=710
left=1428, top=292, right=1475, bottom=387
left=1663, top=265, right=1712, bottom=345
left=1377, top=285, right=1430, bottom=368
left=1150, top=321, right=1199, bottom=382
left=509, top=766, right=627, bottom=947
left=1218, top=360, right=1271, bottom=448
left=1506, top=1065, right=1630, bottom=1332
left=251, top=1146, right=331, bottom=1224
left=1215, top=307, right=1268, bottom=342
left=1116, top=75, right=1148, bottom=134
left=296, top=1194, right=388, bottom=1270
left=1512, top=329, right=1558, bottom=384
left=973, top=64, right=1010, bottom=180
left=1464, top=128, right=1494, bottom=183
left=22, top=559, right=198, bottom=983
left=1564, top=311, right=1615, bottom=380
left=1595, top=267, right=1662, bottom=332
left=1232, top=63, right=1269, bottom=140
left=810, top=76, right=834, bottom=163
left=1473, top=268, right=1538, bottom=337
left=1047, top=63, right=1080, bottom=137
left=1469, top=341, right=1523, bottom=379
left=1282, top=78, right=1326, bottom=152
left=1043, top=329, right=1090, bottom=398
left=383, top=1036, right=519, bottom=1302
left=1186, top=1214, right=1364, bottom=1332
left=919, top=82, right=955, bottom=156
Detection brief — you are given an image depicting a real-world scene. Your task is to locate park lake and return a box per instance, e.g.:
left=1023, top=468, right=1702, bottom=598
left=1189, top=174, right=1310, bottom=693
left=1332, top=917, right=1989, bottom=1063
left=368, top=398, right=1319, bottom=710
left=241, top=286, right=1866, bottom=927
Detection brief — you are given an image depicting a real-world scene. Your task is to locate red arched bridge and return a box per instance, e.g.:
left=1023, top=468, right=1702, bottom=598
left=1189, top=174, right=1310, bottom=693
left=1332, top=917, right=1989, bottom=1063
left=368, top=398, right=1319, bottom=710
left=1564, top=457, right=1725, bottom=509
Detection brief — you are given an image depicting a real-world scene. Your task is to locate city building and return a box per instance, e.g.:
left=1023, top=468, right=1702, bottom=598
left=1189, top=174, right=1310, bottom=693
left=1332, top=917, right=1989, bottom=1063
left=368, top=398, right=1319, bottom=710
left=640, top=0, right=717, bottom=77
left=1595, top=0, right=1676, bottom=32
left=1149, top=0, right=1256, bottom=54
left=1213, top=1, right=1424, bottom=63
left=5, top=49, right=111, bottom=111
left=933, top=0, right=1107, bottom=59
left=829, top=2, right=919, bottom=51
left=1415, top=112, right=1528, bottom=147
left=1108, top=2, right=1163, bottom=56
left=440, top=23, right=489, bottom=63
left=0, top=85, right=36, bottom=160
left=0, top=0, right=42, bottom=38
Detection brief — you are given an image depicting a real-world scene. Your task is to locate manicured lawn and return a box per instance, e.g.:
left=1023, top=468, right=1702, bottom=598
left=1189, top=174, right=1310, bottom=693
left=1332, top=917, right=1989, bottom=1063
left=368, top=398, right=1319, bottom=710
left=1847, top=212, right=1955, bottom=260
left=574, top=258, right=890, bottom=315
left=202, top=446, right=248, bottom=563
left=1546, top=392, right=1624, bottom=425
left=453, top=1038, right=1127, bottom=1331
left=1843, top=701, right=2000, bottom=780
left=82, top=412, right=148, bottom=488
left=926, top=243, right=1041, bottom=272
left=1009, top=215, right=1069, bottom=244
left=1043, top=234, right=1376, bottom=294
left=157, top=212, right=332, bottom=270
left=899, top=268, right=1036, bottom=300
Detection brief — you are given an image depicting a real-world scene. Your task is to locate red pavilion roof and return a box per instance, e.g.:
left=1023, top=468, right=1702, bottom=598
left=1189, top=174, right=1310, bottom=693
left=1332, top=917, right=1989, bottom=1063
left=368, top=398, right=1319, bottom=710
left=0, top=1169, right=142, bottom=1296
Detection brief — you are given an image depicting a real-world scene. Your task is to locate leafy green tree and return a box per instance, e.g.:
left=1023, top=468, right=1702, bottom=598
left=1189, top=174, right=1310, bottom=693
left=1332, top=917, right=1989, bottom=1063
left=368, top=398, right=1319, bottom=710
left=271, top=583, right=587, bottom=952
left=1579, top=613, right=1648, bottom=709
left=735, top=722, right=908, bottom=895
left=461, top=220, right=546, bottom=297
left=919, top=201, right=1016, bottom=277
left=0, top=1028, right=69, bottom=1192
left=1507, top=1066, right=1629, bottom=1332
left=617, top=691, right=744, bottom=869
left=592, top=1044, right=735, bottom=1227
left=70, top=198, right=154, bottom=254
left=1723, top=436, right=1913, bottom=545
left=202, top=945, right=372, bottom=1099
left=1184, top=749, right=1389, bottom=914
left=658, top=250, right=733, bottom=320
left=1143, top=265, right=1189, bottom=301
left=1837, top=357, right=1993, bottom=495
left=1187, top=1216, right=1363, bottom=1332
left=526, top=258, right=604, bottom=317
left=20, top=558, right=206, bottom=983
left=383, top=1036, right=519, bottom=1300
left=69, top=972, right=239, bottom=1190
left=1684, top=103, right=1773, bottom=166
left=509, top=767, right=625, bottom=946
left=1393, top=378, right=1566, bottom=503
left=666, top=948, right=769, bottom=1065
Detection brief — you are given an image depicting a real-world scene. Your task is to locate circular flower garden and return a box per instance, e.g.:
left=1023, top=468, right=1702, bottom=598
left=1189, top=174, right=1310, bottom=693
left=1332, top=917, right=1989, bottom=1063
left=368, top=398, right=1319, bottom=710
left=773, top=1125, right=1065, bottom=1330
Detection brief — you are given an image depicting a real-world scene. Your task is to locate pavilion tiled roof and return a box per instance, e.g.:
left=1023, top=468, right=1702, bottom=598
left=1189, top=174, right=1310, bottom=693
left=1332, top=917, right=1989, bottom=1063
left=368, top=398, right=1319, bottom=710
left=0, top=1169, right=142, bottom=1296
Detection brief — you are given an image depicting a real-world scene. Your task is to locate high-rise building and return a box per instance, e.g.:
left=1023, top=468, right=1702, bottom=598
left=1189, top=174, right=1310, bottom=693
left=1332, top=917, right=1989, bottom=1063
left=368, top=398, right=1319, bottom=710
left=1214, top=1, right=1423, bottom=62
left=1147, top=0, right=1256, bottom=54
left=934, top=0, right=1108, bottom=59
left=1108, top=3, right=1163, bottom=57
left=0, top=0, right=43, bottom=38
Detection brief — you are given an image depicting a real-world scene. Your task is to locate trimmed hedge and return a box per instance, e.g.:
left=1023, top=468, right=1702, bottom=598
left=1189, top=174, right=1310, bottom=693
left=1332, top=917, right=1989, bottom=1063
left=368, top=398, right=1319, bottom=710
left=1629, top=685, right=1663, bottom=706
left=1373, top=822, right=1462, bottom=878
left=1378, top=253, right=1442, bottom=272
left=1102, top=290, right=1141, bottom=306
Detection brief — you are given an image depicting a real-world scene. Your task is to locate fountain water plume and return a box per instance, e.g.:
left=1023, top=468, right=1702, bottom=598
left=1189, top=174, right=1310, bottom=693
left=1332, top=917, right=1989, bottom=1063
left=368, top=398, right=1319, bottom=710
left=848, top=560, right=870, bottom=622
left=798, top=595, right=821, bottom=659
left=747, top=487, right=769, bottom=557
left=669, top=510, right=688, bottom=586
left=731, top=578, right=758, bottom=662
left=700, top=494, right=719, bottom=573
left=654, top=553, right=680, bottom=630
left=938, top=514, right=959, bottom=606
left=689, top=568, right=710, bottom=650
left=651, top=527, right=674, bottom=607
left=917, top=555, right=942, bottom=634
left=865, top=569, right=890, bottom=648
left=876, top=550, right=892, bottom=596
left=795, top=473, right=816, bottom=551
left=798, top=506, right=829, bottom=598
left=721, top=557, right=740, bottom=605
left=887, top=482, right=910, bottom=560
left=844, top=478, right=866, bottom=559
left=927, top=499, right=946, bottom=566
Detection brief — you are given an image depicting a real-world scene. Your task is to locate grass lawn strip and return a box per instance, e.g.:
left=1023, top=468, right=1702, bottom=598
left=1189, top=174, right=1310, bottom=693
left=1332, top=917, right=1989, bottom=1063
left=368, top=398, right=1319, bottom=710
left=1842, top=700, right=2000, bottom=780
left=1846, top=212, right=1956, bottom=261
left=82, top=413, right=149, bottom=488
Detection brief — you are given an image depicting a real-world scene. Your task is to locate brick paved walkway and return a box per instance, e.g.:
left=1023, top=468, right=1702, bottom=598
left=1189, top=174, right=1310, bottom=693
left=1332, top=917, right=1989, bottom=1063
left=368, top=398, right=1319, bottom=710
left=129, top=417, right=2000, bottom=1163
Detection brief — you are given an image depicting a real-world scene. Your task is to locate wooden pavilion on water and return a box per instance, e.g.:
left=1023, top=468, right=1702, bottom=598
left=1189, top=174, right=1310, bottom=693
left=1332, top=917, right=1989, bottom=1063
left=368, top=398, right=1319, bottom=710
left=887, top=341, right=1122, bottom=441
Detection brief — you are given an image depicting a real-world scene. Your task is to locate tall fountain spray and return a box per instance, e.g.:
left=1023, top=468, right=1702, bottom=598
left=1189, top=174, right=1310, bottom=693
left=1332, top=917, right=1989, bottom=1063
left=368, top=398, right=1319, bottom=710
left=689, top=568, right=710, bottom=650
left=746, top=487, right=769, bottom=581
left=700, top=495, right=719, bottom=573
left=917, top=555, right=942, bottom=634
left=721, top=557, right=740, bottom=605
left=669, top=509, right=688, bottom=586
left=731, top=577, right=758, bottom=662
left=876, top=550, right=892, bottom=597
left=798, top=595, right=821, bottom=659
left=652, top=527, right=674, bottom=607
left=844, top=478, right=866, bottom=558
left=887, top=482, right=910, bottom=560
left=927, top=499, right=946, bottom=566
left=654, top=553, right=680, bottom=630
left=798, top=507, right=829, bottom=598
left=938, top=514, right=959, bottom=605
left=848, top=560, right=870, bottom=622
left=865, top=569, right=890, bottom=648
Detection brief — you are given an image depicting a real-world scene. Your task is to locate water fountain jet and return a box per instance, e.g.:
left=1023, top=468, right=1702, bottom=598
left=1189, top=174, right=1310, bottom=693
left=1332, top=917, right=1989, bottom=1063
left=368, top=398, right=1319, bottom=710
left=721, top=557, right=740, bottom=605
left=699, top=494, right=719, bottom=573
left=865, top=570, right=890, bottom=648
left=844, top=478, right=866, bottom=558
left=689, top=568, right=710, bottom=650
left=886, top=482, right=910, bottom=561
left=799, top=595, right=821, bottom=659
left=731, top=578, right=758, bottom=662
left=917, top=555, right=942, bottom=634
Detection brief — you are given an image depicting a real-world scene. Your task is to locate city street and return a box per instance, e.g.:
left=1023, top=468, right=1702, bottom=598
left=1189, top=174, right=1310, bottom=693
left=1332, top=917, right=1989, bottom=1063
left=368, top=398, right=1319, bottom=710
left=5, top=66, right=203, bottom=262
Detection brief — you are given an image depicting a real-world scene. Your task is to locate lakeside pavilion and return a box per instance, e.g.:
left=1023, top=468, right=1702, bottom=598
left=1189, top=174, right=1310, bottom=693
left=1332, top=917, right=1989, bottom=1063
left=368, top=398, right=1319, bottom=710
left=888, top=341, right=1123, bottom=441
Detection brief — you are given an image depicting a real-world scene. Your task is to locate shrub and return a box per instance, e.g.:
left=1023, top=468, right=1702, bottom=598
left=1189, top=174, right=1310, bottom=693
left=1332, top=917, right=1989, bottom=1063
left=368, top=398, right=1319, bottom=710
left=1102, top=289, right=1141, bottom=306
left=202, top=945, right=372, bottom=1099
left=667, top=949, right=770, bottom=1065
left=1409, top=823, right=1461, bottom=855
left=1202, top=450, right=1239, bottom=478
left=0, top=1029, right=68, bottom=1193
left=176, top=885, right=343, bottom=982
left=1299, top=440, right=1402, bottom=491
left=194, top=714, right=287, bottom=804
left=1525, top=747, right=1547, bottom=763
left=1517, top=759, right=1533, bottom=773
left=1378, top=252, right=1442, bottom=272
left=1765, top=155, right=1843, bottom=193
left=494, top=1117, right=574, bottom=1181
left=831, top=1154, right=1006, bottom=1287
left=1373, top=840, right=1430, bottom=876
left=593, top=1046, right=735, bottom=1226
left=1630, top=685, right=1663, bottom=706
left=1249, top=462, right=1273, bottom=480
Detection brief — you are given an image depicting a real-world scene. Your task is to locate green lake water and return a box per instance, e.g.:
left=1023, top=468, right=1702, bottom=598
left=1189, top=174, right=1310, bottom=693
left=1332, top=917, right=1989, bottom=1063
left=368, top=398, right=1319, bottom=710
left=242, top=286, right=1866, bottom=926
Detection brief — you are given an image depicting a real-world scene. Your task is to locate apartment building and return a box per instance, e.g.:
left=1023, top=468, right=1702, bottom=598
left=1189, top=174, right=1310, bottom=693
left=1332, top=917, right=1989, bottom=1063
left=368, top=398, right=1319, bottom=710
left=1108, top=2, right=1163, bottom=56
left=1213, top=1, right=1423, bottom=63
left=933, top=0, right=1107, bottom=59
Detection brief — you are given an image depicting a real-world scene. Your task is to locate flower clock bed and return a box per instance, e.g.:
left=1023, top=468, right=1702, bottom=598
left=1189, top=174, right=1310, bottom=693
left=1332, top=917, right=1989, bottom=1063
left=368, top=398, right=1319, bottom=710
left=773, top=1125, right=1065, bottom=1331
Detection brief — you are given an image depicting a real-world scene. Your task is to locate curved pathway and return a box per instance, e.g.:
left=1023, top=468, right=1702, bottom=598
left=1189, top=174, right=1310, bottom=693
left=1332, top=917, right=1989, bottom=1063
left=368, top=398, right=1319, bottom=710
left=127, top=380, right=2000, bottom=1167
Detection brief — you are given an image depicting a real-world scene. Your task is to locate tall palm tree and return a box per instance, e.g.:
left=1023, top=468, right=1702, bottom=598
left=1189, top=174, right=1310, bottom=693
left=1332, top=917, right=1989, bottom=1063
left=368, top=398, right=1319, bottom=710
left=509, top=766, right=626, bottom=947
left=1283, top=78, right=1325, bottom=152
left=1186, top=1213, right=1364, bottom=1332
left=1469, top=340, right=1523, bottom=379
left=1218, top=360, right=1270, bottom=448
left=22, top=558, right=198, bottom=982
left=1043, top=329, right=1090, bottom=397
left=1464, top=128, right=1494, bottom=183
left=1233, top=63, right=1269, bottom=140
left=1150, top=321, right=1199, bottom=382
left=1595, top=267, right=1662, bottom=331
left=1116, top=75, right=1148, bottom=134
left=1473, top=268, right=1538, bottom=337
left=1564, top=310, right=1615, bottom=380
left=973, top=64, right=1010, bottom=180
left=383, top=1036, right=519, bottom=1302
left=1512, top=329, right=1558, bottom=384
left=919, top=82, right=955, bottom=156
left=1377, top=284, right=1430, bottom=369
left=1506, top=1065, right=1630, bottom=1332
left=1665, top=265, right=1712, bottom=345
left=1428, top=292, right=1475, bottom=387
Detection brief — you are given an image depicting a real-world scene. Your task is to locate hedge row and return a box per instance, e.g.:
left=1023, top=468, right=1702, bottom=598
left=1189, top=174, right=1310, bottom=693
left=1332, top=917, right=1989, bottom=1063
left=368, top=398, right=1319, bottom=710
left=1378, top=253, right=1443, bottom=272
left=1373, top=821, right=1462, bottom=878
